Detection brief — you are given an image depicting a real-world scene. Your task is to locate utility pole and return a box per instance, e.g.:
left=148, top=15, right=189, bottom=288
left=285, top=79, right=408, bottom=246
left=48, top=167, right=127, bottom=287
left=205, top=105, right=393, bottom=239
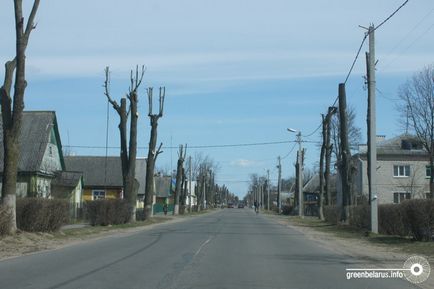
left=267, top=169, right=270, bottom=210
left=338, top=83, right=351, bottom=223
left=297, top=132, right=304, bottom=218
left=189, top=156, right=192, bottom=212
left=277, top=156, right=282, bottom=213
left=366, top=24, right=378, bottom=234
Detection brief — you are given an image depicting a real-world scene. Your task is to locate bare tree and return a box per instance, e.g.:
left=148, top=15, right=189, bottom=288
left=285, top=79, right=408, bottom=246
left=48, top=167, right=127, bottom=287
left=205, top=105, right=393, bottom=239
left=319, top=107, right=337, bottom=220
left=144, top=87, right=165, bottom=218
left=330, top=105, right=361, bottom=163
left=398, top=65, right=434, bottom=195
left=104, top=66, right=144, bottom=222
left=0, top=0, right=40, bottom=234
left=193, top=154, right=218, bottom=211
left=173, top=144, right=187, bottom=215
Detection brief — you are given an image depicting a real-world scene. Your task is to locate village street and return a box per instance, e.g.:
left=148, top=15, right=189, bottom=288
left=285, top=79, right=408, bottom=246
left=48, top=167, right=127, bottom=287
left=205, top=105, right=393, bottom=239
left=0, top=209, right=419, bottom=289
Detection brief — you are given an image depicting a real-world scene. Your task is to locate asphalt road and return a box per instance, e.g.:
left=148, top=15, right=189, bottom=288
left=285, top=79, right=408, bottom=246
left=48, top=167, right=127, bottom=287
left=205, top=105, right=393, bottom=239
left=0, top=209, right=420, bottom=289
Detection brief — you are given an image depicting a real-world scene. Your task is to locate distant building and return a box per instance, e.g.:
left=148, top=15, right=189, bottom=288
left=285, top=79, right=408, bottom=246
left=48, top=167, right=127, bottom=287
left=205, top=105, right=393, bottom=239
left=64, top=156, right=146, bottom=207
left=352, top=134, right=432, bottom=204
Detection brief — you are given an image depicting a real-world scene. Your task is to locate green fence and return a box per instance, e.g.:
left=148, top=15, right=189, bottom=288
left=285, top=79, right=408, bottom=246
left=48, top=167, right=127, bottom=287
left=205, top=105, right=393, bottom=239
left=153, top=203, right=174, bottom=214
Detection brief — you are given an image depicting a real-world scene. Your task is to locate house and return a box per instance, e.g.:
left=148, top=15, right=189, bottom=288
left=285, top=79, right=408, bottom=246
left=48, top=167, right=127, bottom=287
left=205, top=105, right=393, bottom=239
left=0, top=111, right=82, bottom=209
left=352, top=134, right=431, bottom=204
left=51, top=171, right=83, bottom=217
left=64, top=156, right=146, bottom=206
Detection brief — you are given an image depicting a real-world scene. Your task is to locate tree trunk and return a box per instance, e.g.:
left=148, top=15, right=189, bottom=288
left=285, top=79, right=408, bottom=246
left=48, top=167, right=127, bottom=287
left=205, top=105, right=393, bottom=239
left=144, top=118, right=159, bottom=219
left=173, top=151, right=184, bottom=215
left=1, top=136, right=19, bottom=233
left=319, top=115, right=326, bottom=220
left=1, top=0, right=40, bottom=234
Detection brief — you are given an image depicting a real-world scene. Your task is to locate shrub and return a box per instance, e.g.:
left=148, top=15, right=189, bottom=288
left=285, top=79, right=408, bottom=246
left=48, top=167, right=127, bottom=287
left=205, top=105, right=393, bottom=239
left=16, top=198, right=69, bottom=232
left=400, top=199, right=434, bottom=241
left=0, top=205, right=12, bottom=235
left=348, top=205, right=370, bottom=230
left=378, top=204, right=409, bottom=236
left=323, top=205, right=338, bottom=224
left=281, top=205, right=293, bottom=215
left=136, top=208, right=145, bottom=221
left=85, top=199, right=132, bottom=226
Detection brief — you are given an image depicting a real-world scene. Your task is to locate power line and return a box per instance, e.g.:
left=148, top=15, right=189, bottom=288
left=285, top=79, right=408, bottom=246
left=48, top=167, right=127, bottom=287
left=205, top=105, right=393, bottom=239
left=374, top=0, right=410, bottom=31
left=344, top=34, right=368, bottom=85
left=379, top=6, right=434, bottom=70
left=281, top=142, right=297, bottom=160
left=64, top=139, right=321, bottom=151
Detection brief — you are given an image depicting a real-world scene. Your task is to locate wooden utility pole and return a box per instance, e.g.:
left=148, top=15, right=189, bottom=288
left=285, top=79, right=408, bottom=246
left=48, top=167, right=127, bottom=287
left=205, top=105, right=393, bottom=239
left=277, top=156, right=282, bottom=213
left=366, top=25, right=378, bottom=233
left=338, top=83, right=351, bottom=223
left=144, top=87, right=165, bottom=219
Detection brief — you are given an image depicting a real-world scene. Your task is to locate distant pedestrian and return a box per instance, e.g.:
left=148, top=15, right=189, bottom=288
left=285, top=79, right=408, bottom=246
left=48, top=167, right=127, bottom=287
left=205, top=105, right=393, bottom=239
left=254, top=200, right=259, bottom=213
left=163, top=203, right=168, bottom=215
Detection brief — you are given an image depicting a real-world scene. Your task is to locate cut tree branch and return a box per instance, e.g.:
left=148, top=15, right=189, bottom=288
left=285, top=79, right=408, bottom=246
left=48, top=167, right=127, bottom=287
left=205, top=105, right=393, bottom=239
left=24, top=0, right=40, bottom=41
left=103, top=67, right=121, bottom=113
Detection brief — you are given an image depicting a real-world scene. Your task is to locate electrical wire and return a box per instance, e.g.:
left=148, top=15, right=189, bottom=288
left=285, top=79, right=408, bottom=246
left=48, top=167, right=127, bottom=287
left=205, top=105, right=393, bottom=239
left=374, top=0, right=410, bottom=32
left=344, top=33, right=368, bottom=85
left=308, top=0, right=411, bottom=141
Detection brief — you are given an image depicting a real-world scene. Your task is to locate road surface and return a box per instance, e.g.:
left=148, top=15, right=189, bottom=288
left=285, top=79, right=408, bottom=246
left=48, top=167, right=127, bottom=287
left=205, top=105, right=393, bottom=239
left=0, top=209, right=419, bottom=289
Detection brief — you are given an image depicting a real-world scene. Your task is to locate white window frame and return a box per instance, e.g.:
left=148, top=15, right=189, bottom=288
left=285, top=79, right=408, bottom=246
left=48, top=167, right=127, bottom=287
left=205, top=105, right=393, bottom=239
left=393, top=192, right=411, bottom=204
left=393, top=165, right=410, bottom=177
left=92, top=190, right=106, bottom=200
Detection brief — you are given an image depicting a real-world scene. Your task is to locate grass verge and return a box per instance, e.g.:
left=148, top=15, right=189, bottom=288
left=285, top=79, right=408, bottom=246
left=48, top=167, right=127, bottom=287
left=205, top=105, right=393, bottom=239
left=283, top=215, right=434, bottom=258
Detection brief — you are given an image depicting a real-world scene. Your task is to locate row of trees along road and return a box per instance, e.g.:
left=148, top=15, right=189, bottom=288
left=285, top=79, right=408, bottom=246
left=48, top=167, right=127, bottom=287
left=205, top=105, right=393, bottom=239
left=104, top=67, right=166, bottom=221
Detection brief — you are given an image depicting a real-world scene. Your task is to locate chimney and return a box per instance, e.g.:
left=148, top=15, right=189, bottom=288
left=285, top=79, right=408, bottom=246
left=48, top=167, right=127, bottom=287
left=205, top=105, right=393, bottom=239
left=376, top=135, right=386, bottom=143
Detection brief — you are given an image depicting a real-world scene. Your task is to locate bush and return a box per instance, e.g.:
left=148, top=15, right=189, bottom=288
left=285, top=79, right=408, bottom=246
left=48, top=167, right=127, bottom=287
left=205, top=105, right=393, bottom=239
left=136, top=208, right=145, bottom=221
left=281, top=205, right=293, bottom=215
left=400, top=199, right=434, bottom=241
left=323, top=205, right=339, bottom=224
left=85, top=199, right=132, bottom=226
left=0, top=205, right=12, bottom=235
left=348, top=205, right=370, bottom=230
left=378, top=204, right=409, bottom=236
left=16, top=198, right=69, bottom=232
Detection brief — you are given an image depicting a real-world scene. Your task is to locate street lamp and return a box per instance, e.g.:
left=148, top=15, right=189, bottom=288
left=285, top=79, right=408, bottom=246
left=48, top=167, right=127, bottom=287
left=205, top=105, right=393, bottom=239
left=287, top=128, right=304, bottom=218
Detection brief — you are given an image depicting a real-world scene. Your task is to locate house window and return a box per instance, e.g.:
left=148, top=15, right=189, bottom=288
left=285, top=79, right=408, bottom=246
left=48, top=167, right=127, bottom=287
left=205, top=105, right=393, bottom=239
left=426, top=166, right=432, bottom=178
left=92, top=190, right=106, bottom=200
left=393, top=192, right=411, bottom=204
left=393, top=165, right=410, bottom=177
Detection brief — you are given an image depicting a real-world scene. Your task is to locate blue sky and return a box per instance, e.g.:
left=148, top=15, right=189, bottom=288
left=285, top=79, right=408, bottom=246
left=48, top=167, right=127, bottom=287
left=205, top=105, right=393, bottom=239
left=1, top=0, right=433, bottom=197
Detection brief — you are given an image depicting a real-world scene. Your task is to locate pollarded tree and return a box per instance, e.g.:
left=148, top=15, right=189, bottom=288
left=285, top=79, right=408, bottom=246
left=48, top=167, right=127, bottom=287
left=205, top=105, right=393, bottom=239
left=0, top=0, right=40, bottom=234
left=104, top=66, right=144, bottom=222
left=398, top=64, right=434, bottom=195
left=144, top=87, right=165, bottom=219
left=173, top=144, right=187, bottom=215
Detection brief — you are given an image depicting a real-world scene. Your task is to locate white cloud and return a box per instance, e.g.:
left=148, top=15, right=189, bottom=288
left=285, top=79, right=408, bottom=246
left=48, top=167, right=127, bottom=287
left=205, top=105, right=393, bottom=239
left=230, top=159, right=258, bottom=168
